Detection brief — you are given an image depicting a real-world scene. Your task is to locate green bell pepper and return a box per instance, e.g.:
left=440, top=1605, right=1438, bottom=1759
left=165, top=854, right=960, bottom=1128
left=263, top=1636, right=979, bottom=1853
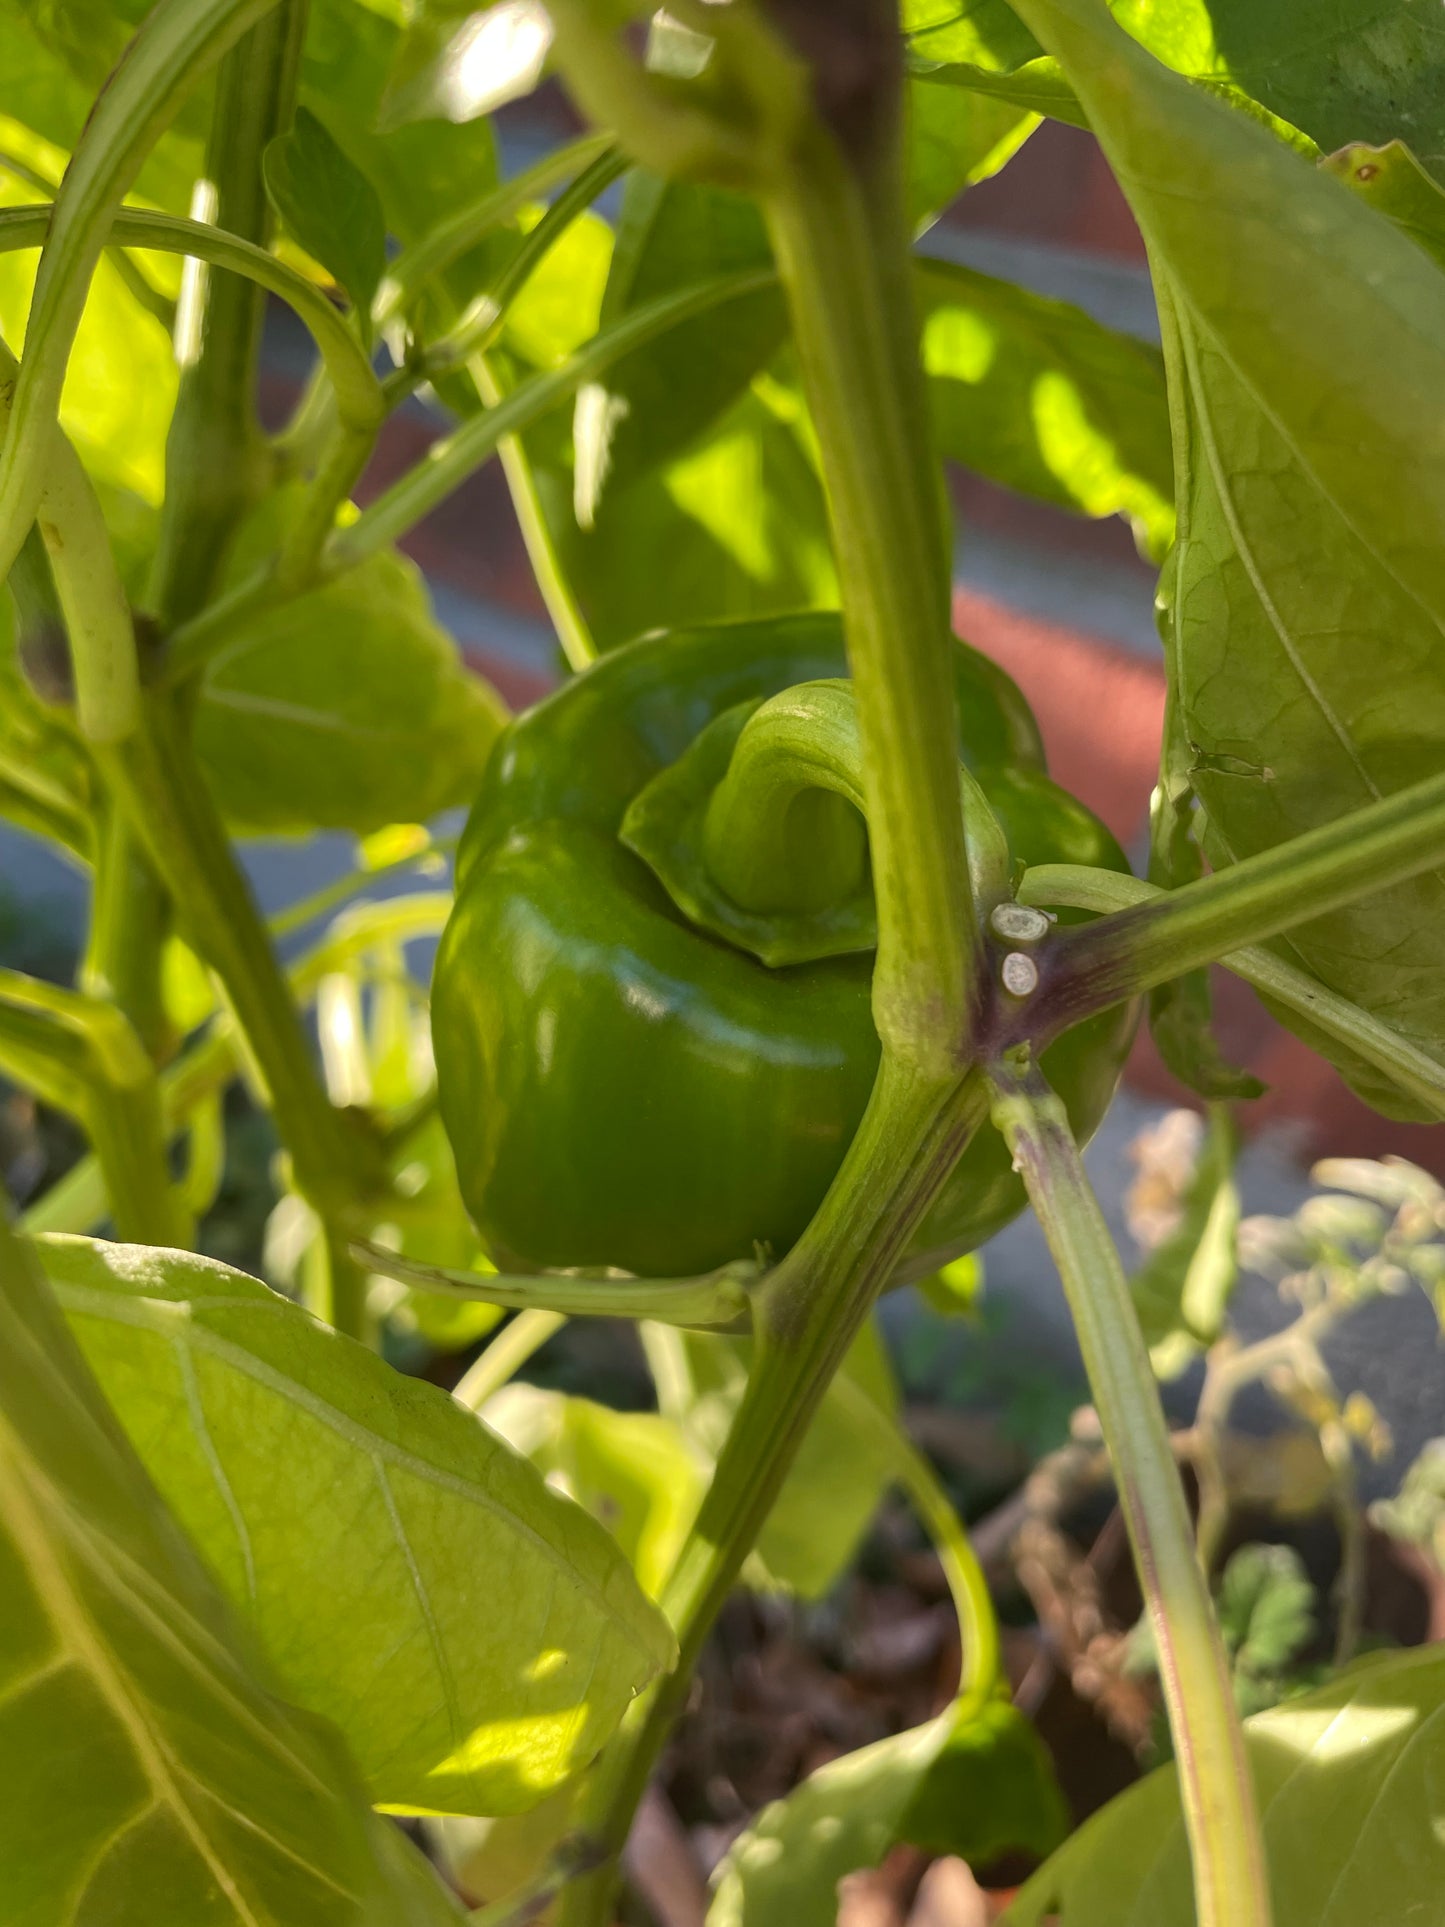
left=433, top=614, right=1136, bottom=1278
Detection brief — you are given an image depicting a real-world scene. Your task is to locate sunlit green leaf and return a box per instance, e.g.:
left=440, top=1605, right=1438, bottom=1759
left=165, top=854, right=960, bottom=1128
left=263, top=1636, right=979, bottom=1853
left=37, top=1234, right=676, bottom=1816
left=1006, top=1643, right=1445, bottom=1925
left=0, top=117, right=179, bottom=503
left=916, top=253, right=1174, bottom=557
left=0, top=1220, right=468, bottom=1924
left=264, top=105, right=386, bottom=320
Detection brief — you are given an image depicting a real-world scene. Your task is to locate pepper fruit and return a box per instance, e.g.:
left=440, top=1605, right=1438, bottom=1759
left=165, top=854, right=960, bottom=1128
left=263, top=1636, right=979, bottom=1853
left=434, top=614, right=1135, bottom=1279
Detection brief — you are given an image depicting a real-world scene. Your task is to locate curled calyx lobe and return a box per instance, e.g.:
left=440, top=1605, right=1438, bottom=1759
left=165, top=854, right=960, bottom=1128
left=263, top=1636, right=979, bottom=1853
left=435, top=615, right=1136, bottom=1279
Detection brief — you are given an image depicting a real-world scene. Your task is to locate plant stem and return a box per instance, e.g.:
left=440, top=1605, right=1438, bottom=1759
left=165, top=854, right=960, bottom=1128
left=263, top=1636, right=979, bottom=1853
left=98, top=699, right=382, bottom=1229
left=148, top=0, right=307, bottom=624
left=764, top=134, right=975, bottom=1073
left=471, top=352, right=596, bottom=671
left=351, top=1240, right=756, bottom=1331
left=0, top=207, right=384, bottom=432
left=1019, top=864, right=1445, bottom=1118
left=0, top=975, right=188, bottom=1246
left=1036, top=771, right=1445, bottom=1028
left=452, top=1310, right=567, bottom=1411
left=831, top=1370, right=1000, bottom=1701
left=988, top=1057, right=1269, bottom=1927
left=81, top=802, right=174, bottom=1063
left=557, top=1061, right=988, bottom=1927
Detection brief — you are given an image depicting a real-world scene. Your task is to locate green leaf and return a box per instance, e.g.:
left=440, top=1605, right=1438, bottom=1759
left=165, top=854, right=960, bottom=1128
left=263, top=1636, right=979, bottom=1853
left=534, top=375, right=837, bottom=650
left=379, top=0, right=555, bottom=128
left=709, top=1697, right=1062, bottom=1927
left=194, top=493, right=508, bottom=835
left=908, top=75, right=1039, bottom=226
left=1216, top=1543, right=1316, bottom=1682
left=573, top=78, right=1034, bottom=528
left=644, top=1318, right=896, bottom=1599
left=483, top=1384, right=705, bottom=1600
left=908, top=1, right=1445, bottom=168
left=300, top=0, right=501, bottom=259
left=377, top=1115, right=504, bottom=1353
left=916, top=253, right=1174, bottom=558
left=1018, top=0, right=1445, bottom=1119
left=1323, top=139, right=1445, bottom=273
left=1130, top=1105, right=1240, bottom=1379
left=1005, top=1643, right=1445, bottom=1925
left=898, top=1696, right=1069, bottom=1862
left=0, top=1217, right=467, bottom=1924
left=904, top=0, right=1085, bottom=125
left=263, top=105, right=386, bottom=320
left=572, top=172, right=784, bottom=525
left=35, top=1233, right=677, bottom=1816
left=0, top=115, right=179, bottom=503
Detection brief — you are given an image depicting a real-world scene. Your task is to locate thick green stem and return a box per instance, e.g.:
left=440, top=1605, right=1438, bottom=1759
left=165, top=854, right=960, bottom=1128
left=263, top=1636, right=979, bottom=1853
left=557, top=1061, right=988, bottom=1926
left=471, top=352, right=597, bottom=672
left=1020, top=863, right=1445, bottom=1117
left=764, top=138, right=974, bottom=1073
left=1041, top=771, right=1445, bottom=1023
left=148, top=0, right=307, bottom=624
left=988, top=1058, right=1269, bottom=1927
left=81, top=803, right=174, bottom=1063
left=97, top=698, right=382, bottom=1229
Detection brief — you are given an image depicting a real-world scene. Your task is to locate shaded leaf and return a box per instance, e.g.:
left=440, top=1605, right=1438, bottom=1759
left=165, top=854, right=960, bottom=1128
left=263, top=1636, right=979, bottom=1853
left=1005, top=1643, right=1445, bottom=1925
left=1018, top=0, right=1445, bottom=1118
left=916, top=253, right=1174, bottom=557
left=37, top=1233, right=676, bottom=1816
left=709, top=1698, right=1061, bottom=1927
left=644, top=1319, right=895, bottom=1599
left=194, top=492, right=507, bottom=835
left=264, top=106, right=386, bottom=320
left=0, top=1219, right=456, bottom=1924
left=1323, top=138, right=1445, bottom=273
left=484, top=1383, right=705, bottom=1599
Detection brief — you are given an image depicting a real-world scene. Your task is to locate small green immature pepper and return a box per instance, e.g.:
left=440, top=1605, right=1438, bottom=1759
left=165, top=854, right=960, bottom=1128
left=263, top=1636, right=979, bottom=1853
left=433, top=615, right=1135, bottom=1278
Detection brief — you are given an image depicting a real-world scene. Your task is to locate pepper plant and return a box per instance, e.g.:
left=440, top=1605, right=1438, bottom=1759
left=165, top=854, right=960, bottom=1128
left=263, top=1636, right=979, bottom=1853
left=2, top=0, right=1445, bottom=1921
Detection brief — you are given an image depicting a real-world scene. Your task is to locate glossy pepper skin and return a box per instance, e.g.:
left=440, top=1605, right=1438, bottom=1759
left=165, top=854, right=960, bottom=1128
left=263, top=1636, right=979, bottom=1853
left=434, top=615, right=1136, bottom=1279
